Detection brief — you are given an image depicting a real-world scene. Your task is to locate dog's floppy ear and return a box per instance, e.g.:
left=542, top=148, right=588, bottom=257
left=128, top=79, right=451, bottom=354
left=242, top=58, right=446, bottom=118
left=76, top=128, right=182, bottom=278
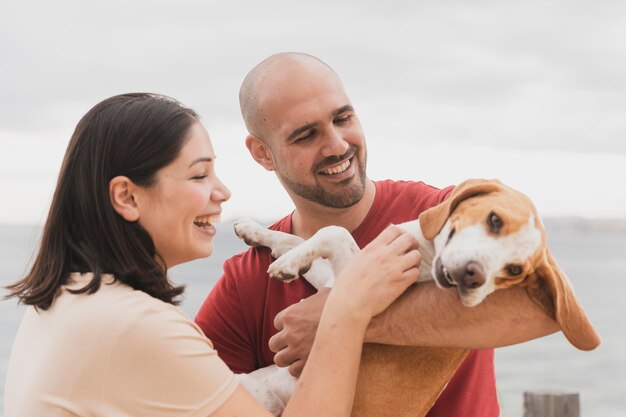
left=419, top=179, right=504, bottom=240
left=525, top=249, right=601, bottom=351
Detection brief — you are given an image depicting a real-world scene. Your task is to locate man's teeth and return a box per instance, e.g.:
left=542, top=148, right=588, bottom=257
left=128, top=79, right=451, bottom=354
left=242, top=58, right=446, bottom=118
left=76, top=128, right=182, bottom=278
left=194, top=215, right=220, bottom=227
left=321, top=160, right=351, bottom=175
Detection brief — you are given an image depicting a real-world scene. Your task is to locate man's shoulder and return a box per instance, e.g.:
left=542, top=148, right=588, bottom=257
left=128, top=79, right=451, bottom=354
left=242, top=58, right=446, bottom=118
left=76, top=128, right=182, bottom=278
left=375, top=179, right=454, bottom=208
left=377, top=179, right=445, bottom=195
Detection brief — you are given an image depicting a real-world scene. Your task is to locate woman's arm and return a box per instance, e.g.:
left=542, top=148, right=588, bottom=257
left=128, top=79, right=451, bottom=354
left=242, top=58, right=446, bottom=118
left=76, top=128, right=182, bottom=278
left=211, top=225, right=420, bottom=417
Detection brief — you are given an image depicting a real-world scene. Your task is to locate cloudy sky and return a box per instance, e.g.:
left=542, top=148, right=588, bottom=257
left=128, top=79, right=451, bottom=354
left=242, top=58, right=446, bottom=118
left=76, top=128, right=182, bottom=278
left=1, top=0, right=625, bottom=225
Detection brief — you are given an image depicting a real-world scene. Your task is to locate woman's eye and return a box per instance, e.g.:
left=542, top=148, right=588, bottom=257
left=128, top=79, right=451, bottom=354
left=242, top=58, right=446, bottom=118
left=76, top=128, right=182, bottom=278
left=192, top=174, right=208, bottom=180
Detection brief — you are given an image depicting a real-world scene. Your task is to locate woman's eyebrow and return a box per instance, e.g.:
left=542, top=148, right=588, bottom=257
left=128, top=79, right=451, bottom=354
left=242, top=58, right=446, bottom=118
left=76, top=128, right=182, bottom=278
left=188, top=156, right=214, bottom=168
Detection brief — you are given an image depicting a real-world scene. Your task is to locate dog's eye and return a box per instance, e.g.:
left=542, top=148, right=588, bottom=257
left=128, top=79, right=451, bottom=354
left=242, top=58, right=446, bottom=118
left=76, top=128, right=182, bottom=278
left=447, top=228, right=455, bottom=244
left=506, top=264, right=523, bottom=276
left=487, top=211, right=503, bottom=233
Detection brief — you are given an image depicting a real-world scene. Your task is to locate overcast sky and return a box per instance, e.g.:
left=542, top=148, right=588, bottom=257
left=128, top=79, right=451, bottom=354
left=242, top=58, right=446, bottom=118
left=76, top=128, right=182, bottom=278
left=1, top=0, right=625, bottom=225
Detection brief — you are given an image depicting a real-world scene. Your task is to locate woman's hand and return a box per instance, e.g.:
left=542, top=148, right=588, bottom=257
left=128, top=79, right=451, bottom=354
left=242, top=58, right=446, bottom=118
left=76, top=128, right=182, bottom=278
left=330, top=225, right=421, bottom=321
left=270, top=225, right=420, bottom=377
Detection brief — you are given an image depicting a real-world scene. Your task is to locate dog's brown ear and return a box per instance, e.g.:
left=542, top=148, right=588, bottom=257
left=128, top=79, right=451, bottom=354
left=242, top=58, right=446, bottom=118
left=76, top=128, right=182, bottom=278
left=525, top=249, right=601, bottom=351
left=419, top=179, right=504, bottom=240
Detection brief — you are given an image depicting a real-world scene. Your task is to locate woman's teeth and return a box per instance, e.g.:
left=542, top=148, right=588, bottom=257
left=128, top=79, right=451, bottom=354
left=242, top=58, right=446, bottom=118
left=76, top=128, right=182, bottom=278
left=321, top=159, right=351, bottom=175
left=193, top=215, right=220, bottom=227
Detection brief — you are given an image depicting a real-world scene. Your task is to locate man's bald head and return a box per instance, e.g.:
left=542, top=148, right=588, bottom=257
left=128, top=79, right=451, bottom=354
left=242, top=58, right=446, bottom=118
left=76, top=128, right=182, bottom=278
left=239, top=53, right=343, bottom=139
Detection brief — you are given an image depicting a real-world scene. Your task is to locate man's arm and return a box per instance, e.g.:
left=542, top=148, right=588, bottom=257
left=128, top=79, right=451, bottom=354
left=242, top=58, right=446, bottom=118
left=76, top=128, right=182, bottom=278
left=367, top=280, right=559, bottom=347
left=270, top=281, right=559, bottom=375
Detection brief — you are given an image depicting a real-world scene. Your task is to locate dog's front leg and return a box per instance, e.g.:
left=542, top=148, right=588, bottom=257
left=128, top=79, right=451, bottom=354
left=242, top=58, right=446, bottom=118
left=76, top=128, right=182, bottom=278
left=234, top=218, right=304, bottom=258
left=268, top=225, right=360, bottom=288
left=234, top=218, right=341, bottom=289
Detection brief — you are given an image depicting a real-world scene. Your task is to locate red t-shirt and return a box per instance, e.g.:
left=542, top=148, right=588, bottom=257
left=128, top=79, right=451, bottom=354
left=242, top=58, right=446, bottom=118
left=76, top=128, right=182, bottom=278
left=195, top=180, right=499, bottom=417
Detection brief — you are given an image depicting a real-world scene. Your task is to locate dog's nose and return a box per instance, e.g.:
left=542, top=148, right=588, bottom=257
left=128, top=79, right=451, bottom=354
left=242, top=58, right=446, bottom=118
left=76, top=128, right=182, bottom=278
left=450, top=261, right=486, bottom=289
left=463, top=262, right=486, bottom=288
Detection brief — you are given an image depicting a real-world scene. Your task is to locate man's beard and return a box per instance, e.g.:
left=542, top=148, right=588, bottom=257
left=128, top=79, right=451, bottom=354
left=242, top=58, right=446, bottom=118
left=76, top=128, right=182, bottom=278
left=279, top=148, right=367, bottom=209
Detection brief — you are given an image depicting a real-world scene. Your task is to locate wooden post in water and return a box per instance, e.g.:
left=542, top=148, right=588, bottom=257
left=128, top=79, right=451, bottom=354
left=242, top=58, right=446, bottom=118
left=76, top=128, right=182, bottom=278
left=523, top=391, right=580, bottom=417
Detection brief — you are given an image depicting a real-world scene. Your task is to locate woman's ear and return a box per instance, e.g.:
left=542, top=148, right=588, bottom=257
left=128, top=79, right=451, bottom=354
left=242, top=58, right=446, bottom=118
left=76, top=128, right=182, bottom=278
left=245, top=134, right=276, bottom=171
left=109, top=176, right=140, bottom=222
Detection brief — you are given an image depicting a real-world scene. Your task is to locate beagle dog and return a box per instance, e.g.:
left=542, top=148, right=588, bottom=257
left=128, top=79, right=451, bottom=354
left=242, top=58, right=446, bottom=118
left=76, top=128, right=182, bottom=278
left=234, top=179, right=601, bottom=417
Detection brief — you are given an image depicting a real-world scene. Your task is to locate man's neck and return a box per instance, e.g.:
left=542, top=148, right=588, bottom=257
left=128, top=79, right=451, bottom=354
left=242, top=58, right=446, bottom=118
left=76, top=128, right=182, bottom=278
left=290, top=180, right=376, bottom=239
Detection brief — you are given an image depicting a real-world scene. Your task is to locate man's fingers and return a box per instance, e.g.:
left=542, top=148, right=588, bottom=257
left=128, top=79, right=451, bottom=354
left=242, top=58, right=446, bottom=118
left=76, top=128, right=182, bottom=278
left=273, top=348, right=294, bottom=368
left=268, top=332, right=287, bottom=353
left=273, top=308, right=286, bottom=331
left=288, top=360, right=305, bottom=378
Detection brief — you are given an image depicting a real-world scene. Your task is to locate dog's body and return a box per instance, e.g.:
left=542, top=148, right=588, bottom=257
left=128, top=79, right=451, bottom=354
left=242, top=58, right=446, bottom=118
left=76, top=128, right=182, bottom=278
left=234, top=179, right=601, bottom=417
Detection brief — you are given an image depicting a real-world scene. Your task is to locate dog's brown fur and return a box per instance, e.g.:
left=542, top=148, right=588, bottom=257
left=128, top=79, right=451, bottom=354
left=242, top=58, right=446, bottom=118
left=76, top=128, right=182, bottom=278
left=353, top=345, right=468, bottom=417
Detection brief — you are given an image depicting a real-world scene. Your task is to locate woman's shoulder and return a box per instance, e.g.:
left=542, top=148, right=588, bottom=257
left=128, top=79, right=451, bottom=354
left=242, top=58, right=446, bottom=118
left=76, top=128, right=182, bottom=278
left=61, top=272, right=197, bottom=341
left=60, top=275, right=237, bottom=413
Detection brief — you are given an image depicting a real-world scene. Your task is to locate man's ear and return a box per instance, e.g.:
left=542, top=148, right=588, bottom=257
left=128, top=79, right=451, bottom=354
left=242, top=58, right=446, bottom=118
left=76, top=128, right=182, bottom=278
left=109, top=176, right=140, bottom=222
left=245, top=134, right=276, bottom=171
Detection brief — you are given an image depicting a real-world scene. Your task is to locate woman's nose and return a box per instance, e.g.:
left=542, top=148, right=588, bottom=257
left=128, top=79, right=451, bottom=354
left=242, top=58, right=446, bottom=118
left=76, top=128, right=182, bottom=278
left=212, top=177, right=231, bottom=202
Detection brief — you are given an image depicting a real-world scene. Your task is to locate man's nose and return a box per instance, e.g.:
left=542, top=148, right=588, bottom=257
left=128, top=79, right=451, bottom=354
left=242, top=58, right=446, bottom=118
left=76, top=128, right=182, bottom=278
left=321, top=127, right=349, bottom=157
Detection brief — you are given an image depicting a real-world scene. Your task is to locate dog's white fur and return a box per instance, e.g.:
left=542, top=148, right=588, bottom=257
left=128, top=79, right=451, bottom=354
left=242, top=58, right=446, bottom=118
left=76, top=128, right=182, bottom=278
left=232, top=179, right=600, bottom=416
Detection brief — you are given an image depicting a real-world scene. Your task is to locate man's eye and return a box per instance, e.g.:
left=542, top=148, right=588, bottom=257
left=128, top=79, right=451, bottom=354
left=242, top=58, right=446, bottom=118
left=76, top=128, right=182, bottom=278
left=295, top=131, right=314, bottom=143
left=334, top=115, right=352, bottom=124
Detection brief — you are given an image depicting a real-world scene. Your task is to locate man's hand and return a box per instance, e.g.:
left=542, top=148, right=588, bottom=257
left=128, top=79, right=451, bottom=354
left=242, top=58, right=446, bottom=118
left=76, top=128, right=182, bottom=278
left=269, top=287, right=331, bottom=377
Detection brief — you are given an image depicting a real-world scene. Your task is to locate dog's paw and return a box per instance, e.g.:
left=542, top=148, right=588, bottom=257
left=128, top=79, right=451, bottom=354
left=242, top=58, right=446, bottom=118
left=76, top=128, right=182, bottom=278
left=233, top=218, right=267, bottom=247
left=268, top=250, right=313, bottom=282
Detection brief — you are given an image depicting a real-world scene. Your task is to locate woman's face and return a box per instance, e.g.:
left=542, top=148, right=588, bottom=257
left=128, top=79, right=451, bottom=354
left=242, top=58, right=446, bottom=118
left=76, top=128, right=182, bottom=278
left=135, top=122, right=231, bottom=268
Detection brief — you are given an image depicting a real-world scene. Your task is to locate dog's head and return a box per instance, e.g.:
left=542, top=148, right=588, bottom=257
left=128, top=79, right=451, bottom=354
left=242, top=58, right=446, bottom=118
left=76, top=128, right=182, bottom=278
left=419, top=178, right=600, bottom=350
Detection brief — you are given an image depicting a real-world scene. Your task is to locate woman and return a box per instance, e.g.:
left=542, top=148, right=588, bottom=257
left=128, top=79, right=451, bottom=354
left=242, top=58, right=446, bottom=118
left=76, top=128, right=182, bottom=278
left=4, top=93, right=420, bottom=416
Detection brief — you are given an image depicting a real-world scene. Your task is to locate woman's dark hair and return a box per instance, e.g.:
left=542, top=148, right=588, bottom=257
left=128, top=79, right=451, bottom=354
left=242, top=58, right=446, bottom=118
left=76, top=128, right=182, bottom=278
left=6, top=93, right=199, bottom=309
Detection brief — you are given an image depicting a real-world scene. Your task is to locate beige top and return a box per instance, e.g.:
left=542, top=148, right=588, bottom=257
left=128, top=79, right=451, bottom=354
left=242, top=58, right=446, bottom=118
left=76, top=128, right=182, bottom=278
left=5, top=273, right=238, bottom=417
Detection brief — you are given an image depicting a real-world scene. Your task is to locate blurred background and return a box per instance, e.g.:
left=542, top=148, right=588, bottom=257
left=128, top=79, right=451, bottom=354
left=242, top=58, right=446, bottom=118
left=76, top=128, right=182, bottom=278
left=1, top=1, right=625, bottom=416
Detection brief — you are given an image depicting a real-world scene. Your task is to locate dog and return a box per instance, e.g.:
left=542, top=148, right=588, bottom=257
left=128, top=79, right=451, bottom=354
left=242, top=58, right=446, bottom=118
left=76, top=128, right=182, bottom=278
left=233, top=179, right=601, bottom=417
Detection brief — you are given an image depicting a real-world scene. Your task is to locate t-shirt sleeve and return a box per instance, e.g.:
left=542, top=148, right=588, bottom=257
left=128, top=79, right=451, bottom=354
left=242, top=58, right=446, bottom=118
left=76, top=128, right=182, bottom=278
left=104, top=305, right=238, bottom=416
left=195, top=256, right=258, bottom=373
left=438, top=184, right=455, bottom=203
left=406, top=183, right=456, bottom=220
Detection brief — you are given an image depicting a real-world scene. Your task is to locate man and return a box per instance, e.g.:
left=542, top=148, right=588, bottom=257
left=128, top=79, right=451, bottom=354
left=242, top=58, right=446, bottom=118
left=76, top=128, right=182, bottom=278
left=195, top=52, right=558, bottom=416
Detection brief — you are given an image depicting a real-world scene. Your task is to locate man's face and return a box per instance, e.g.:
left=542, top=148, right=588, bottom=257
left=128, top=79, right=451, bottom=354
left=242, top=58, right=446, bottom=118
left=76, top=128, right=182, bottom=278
left=257, top=68, right=368, bottom=208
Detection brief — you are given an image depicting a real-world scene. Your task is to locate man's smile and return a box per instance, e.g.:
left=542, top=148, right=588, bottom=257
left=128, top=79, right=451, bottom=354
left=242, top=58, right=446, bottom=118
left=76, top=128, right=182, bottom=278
left=319, top=158, right=351, bottom=175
